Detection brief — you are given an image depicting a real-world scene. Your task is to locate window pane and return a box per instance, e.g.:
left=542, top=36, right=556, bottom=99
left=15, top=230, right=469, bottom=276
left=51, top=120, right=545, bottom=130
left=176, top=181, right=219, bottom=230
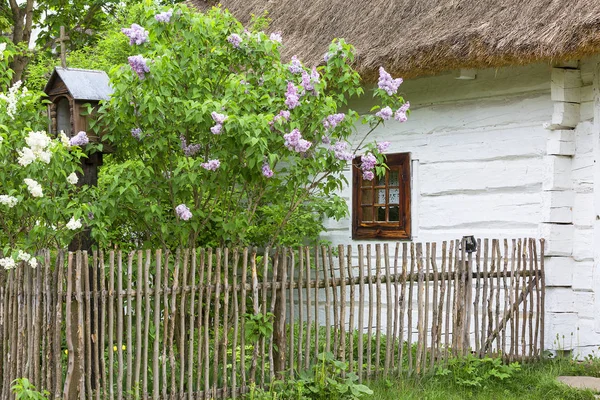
left=389, top=170, right=399, bottom=186
left=389, top=188, right=400, bottom=205
left=361, top=178, right=372, bottom=188
left=376, top=174, right=386, bottom=186
left=362, top=207, right=373, bottom=222
left=376, top=206, right=386, bottom=221
left=389, top=206, right=400, bottom=222
left=375, top=189, right=386, bottom=205
left=362, top=189, right=373, bottom=205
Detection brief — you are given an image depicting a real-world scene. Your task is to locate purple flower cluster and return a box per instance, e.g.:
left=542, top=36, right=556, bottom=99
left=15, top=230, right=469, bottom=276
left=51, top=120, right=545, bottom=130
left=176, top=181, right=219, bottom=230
left=321, top=136, right=331, bottom=145
left=211, top=111, right=228, bottom=134
left=394, top=102, right=410, bottom=122
left=332, top=141, right=354, bottom=161
left=360, top=152, right=377, bottom=181
left=270, top=32, right=282, bottom=43
left=175, top=204, right=192, bottom=221
left=121, top=24, right=149, bottom=46
left=270, top=110, right=291, bottom=128
left=128, top=55, right=150, bottom=79
left=375, top=106, right=393, bottom=120
left=322, top=113, right=345, bottom=130
left=131, top=128, right=142, bottom=140
left=227, top=34, right=242, bottom=48
left=376, top=141, right=391, bottom=153
left=378, top=67, right=403, bottom=96
left=285, top=82, right=300, bottom=109
left=300, top=68, right=320, bottom=94
left=180, top=135, right=201, bottom=156
left=69, top=131, right=89, bottom=146
left=289, top=56, right=302, bottom=74
left=201, top=159, right=220, bottom=171
left=155, top=10, right=173, bottom=23
left=284, top=129, right=312, bottom=153
left=262, top=162, right=274, bottom=178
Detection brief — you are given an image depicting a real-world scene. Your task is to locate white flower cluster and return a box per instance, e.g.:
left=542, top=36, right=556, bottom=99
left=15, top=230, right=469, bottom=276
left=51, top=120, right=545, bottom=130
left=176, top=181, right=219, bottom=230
left=24, top=178, right=43, bottom=198
left=59, top=131, right=70, bottom=147
left=67, top=172, right=78, bottom=185
left=17, top=251, right=38, bottom=268
left=0, top=257, right=16, bottom=270
left=0, top=194, right=18, bottom=207
left=0, top=42, right=6, bottom=60
left=66, top=216, right=82, bottom=230
left=18, top=131, right=52, bottom=166
left=0, top=80, right=27, bottom=119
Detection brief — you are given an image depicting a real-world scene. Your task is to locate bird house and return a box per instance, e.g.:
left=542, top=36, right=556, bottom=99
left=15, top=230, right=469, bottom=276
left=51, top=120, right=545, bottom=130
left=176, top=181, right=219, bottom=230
left=43, top=67, right=113, bottom=144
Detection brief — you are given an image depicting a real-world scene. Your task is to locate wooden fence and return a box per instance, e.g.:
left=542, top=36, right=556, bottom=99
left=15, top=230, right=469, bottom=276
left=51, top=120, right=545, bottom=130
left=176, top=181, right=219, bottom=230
left=0, top=238, right=544, bottom=399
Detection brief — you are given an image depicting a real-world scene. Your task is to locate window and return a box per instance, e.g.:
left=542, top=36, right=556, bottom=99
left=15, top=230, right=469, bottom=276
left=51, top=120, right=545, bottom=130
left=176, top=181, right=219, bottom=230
left=352, top=153, right=411, bottom=239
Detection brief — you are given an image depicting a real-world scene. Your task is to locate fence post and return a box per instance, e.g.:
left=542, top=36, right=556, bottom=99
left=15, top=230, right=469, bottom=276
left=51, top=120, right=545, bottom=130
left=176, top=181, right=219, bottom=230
left=273, top=248, right=287, bottom=377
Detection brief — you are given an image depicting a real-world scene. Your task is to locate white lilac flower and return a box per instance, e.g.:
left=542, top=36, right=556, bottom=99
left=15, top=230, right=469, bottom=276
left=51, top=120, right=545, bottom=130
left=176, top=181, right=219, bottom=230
left=66, top=217, right=83, bottom=230
left=270, top=32, right=282, bottom=43
left=24, top=178, right=43, bottom=198
left=17, top=251, right=31, bottom=262
left=0, top=42, right=6, bottom=59
left=29, top=257, right=38, bottom=268
left=201, top=159, right=220, bottom=171
left=59, top=131, right=70, bottom=147
left=0, top=195, right=18, bottom=208
left=38, top=150, right=51, bottom=164
left=67, top=173, right=79, bottom=185
left=0, top=80, right=23, bottom=119
left=25, top=131, right=51, bottom=153
left=0, top=257, right=16, bottom=270
left=17, top=147, right=36, bottom=166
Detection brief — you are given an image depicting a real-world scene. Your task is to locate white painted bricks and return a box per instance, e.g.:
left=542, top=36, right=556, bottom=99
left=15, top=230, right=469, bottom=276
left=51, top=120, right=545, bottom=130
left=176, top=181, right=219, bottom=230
left=539, top=223, right=573, bottom=256
left=547, top=130, right=575, bottom=156
left=541, top=190, right=573, bottom=223
left=543, top=156, right=572, bottom=190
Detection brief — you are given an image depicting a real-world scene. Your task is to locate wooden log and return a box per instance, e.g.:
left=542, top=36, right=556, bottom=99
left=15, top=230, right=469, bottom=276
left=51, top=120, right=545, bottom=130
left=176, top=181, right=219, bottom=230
left=480, top=240, right=489, bottom=357
left=269, top=249, right=280, bottom=383
left=397, top=243, right=408, bottom=375
left=438, top=242, right=447, bottom=365
left=430, top=242, right=439, bottom=370
left=508, top=240, right=517, bottom=362
left=222, top=249, right=231, bottom=392
left=528, top=239, right=534, bottom=359
left=135, top=251, right=143, bottom=398
left=107, top=251, right=115, bottom=400
left=495, top=241, right=502, bottom=356
left=240, top=249, right=248, bottom=388
left=375, top=244, right=382, bottom=376
left=533, top=240, right=540, bottom=359
left=305, top=246, right=313, bottom=370
left=141, top=250, right=151, bottom=400
left=296, top=247, right=304, bottom=371
left=212, top=249, right=222, bottom=394
left=339, top=245, right=347, bottom=367
left=98, top=252, right=106, bottom=400
left=64, top=253, right=76, bottom=398
left=260, top=248, right=270, bottom=385
left=473, top=240, right=481, bottom=355
left=415, top=244, right=424, bottom=374
left=322, top=246, right=331, bottom=357
left=126, top=252, right=134, bottom=397
left=314, top=247, right=320, bottom=359
left=465, top=247, right=473, bottom=354
left=501, top=240, right=510, bottom=360
left=487, top=241, right=496, bottom=357
left=275, top=248, right=288, bottom=377
left=329, top=247, right=339, bottom=359
left=366, top=244, right=373, bottom=377
left=83, top=252, right=93, bottom=400
left=179, top=250, right=190, bottom=395
left=391, top=243, right=400, bottom=373
left=161, top=252, right=170, bottom=400
left=384, top=244, right=392, bottom=377
left=407, top=243, right=415, bottom=375
left=152, top=250, right=162, bottom=400
left=540, top=239, right=546, bottom=359
left=347, top=245, right=355, bottom=374
left=514, top=240, right=521, bottom=359
left=521, top=238, right=527, bottom=357
left=117, top=252, right=124, bottom=400
left=204, top=249, right=214, bottom=398
left=287, top=249, right=295, bottom=376
left=445, top=241, right=454, bottom=363
left=231, top=249, right=240, bottom=398
left=357, top=245, right=365, bottom=382
left=423, top=243, right=430, bottom=371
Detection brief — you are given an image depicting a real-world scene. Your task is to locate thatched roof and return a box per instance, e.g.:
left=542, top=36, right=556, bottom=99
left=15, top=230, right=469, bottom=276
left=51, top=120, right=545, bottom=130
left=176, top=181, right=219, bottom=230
left=187, top=0, right=600, bottom=81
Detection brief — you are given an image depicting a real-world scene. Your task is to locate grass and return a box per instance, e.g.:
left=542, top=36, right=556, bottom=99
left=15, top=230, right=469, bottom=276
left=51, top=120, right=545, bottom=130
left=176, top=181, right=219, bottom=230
left=368, top=357, right=600, bottom=400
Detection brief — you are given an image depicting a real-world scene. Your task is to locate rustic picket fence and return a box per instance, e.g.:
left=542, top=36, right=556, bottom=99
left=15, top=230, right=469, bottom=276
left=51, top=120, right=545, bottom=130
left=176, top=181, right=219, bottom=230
left=0, top=238, right=544, bottom=399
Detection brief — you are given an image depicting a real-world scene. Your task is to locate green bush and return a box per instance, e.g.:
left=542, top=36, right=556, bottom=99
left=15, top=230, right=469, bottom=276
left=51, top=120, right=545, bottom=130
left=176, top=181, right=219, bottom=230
left=435, top=353, right=521, bottom=388
left=11, top=378, right=48, bottom=400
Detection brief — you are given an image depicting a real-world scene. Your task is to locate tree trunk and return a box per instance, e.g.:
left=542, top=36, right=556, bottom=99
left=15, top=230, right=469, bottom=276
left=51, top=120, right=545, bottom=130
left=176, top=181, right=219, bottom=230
left=8, top=0, right=34, bottom=85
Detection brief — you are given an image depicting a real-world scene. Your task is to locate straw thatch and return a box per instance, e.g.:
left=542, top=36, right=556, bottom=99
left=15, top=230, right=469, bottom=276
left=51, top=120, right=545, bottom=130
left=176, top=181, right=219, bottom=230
left=187, top=0, right=600, bottom=81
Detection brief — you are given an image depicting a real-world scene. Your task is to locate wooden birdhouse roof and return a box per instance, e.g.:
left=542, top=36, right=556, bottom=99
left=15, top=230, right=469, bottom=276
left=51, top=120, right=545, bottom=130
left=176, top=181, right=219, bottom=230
left=44, top=67, right=113, bottom=101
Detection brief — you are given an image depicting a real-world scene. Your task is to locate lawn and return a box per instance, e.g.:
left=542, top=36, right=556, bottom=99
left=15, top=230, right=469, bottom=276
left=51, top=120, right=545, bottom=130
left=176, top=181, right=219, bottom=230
left=369, top=357, right=600, bottom=400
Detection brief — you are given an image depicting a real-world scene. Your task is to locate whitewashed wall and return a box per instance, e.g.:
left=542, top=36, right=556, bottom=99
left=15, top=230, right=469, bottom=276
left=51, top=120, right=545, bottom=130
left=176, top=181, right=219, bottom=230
left=317, top=59, right=600, bottom=356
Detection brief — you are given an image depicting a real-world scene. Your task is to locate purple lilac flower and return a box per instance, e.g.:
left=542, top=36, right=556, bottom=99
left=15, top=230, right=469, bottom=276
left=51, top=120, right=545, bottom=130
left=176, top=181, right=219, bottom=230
left=227, top=34, right=242, bottom=48
left=121, top=24, right=149, bottom=45
left=378, top=67, right=403, bottom=96
left=360, top=153, right=377, bottom=171
left=270, top=110, right=291, bottom=128
left=262, top=162, right=274, bottom=178
left=323, top=52, right=332, bottom=63
left=210, top=124, right=222, bottom=135
left=322, top=113, right=345, bottom=130
left=179, top=135, right=201, bottom=156
left=270, top=32, right=282, bottom=43
left=283, top=129, right=312, bottom=153
left=289, top=56, right=302, bottom=74
left=332, top=141, right=354, bottom=161
left=376, top=141, right=391, bottom=153
left=155, top=10, right=173, bottom=23
left=285, top=82, right=300, bottom=109
left=201, top=159, right=220, bottom=171
left=131, top=128, right=142, bottom=140
left=375, top=106, right=393, bottom=120
left=211, top=112, right=228, bottom=124
left=394, top=102, right=410, bottom=123
left=69, top=131, right=89, bottom=146
left=321, top=136, right=331, bottom=145
left=363, top=170, right=375, bottom=181
left=175, top=204, right=193, bottom=221
left=128, top=55, right=150, bottom=79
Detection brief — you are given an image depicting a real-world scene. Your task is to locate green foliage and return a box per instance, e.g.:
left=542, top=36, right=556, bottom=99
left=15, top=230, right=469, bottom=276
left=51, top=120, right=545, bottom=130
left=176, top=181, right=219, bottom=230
left=246, top=353, right=373, bottom=400
left=244, top=312, right=275, bottom=343
left=435, top=354, right=521, bottom=389
left=11, top=378, right=49, bottom=400
left=90, top=3, right=407, bottom=249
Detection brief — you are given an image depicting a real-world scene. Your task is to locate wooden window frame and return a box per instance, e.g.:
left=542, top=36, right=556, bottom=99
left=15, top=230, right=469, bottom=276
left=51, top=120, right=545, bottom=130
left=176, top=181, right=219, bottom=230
left=352, top=153, right=411, bottom=239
